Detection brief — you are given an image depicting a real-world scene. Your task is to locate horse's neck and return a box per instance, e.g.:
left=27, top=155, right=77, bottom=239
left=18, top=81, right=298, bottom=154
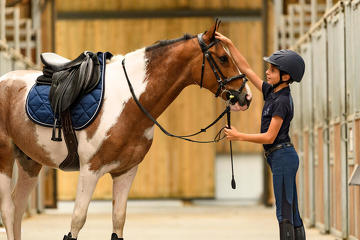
left=126, top=40, right=196, bottom=120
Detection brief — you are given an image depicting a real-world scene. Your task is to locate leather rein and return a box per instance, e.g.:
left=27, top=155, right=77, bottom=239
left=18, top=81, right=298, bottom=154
left=121, top=33, right=247, bottom=143
left=122, top=33, right=248, bottom=188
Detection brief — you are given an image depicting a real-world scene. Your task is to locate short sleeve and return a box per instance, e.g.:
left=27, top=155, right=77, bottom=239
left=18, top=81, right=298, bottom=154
left=262, top=82, right=273, bottom=100
left=272, top=97, right=291, bottom=120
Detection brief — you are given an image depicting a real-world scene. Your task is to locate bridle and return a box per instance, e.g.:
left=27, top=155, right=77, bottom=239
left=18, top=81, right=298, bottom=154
left=197, top=33, right=248, bottom=100
left=122, top=32, right=249, bottom=189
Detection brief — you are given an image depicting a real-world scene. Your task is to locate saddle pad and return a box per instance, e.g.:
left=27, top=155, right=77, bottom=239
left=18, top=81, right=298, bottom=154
left=26, top=52, right=113, bottom=130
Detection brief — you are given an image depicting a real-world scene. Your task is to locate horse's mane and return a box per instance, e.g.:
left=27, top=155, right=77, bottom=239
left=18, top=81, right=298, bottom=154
left=145, top=34, right=196, bottom=52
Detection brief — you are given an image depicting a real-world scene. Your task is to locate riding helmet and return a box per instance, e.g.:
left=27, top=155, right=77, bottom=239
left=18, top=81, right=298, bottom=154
left=263, top=49, right=305, bottom=82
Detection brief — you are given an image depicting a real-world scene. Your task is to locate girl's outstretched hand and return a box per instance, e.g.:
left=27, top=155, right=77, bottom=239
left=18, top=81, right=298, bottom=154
left=224, top=125, right=242, bottom=141
left=215, top=32, right=233, bottom=46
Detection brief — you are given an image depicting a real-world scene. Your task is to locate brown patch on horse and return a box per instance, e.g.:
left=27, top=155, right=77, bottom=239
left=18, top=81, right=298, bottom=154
left=4, top=79, right=57, bottom=168
left=88, top=40, right=198, bottom=174
left=14, top=145, right=42, bottom=178
left=0, top=79, right=14, bottom=177
left=85, top=106, right=104, bottom=140
left=87, top=26, right=247, bottom=175
left=0, top=138, right=14, bottom=178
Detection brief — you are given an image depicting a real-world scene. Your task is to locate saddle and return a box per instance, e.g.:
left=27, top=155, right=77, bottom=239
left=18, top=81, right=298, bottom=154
left=37, top=51, right=101, bottom=170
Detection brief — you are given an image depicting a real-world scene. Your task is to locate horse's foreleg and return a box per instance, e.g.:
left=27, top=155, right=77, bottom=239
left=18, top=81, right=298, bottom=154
left=111, top=166, right=138, bottom=240
left=12, top=148, right=42, bottom=240
left=66, top=168, right=100, bottom=239
left=0, top=138, right=15, bottom=240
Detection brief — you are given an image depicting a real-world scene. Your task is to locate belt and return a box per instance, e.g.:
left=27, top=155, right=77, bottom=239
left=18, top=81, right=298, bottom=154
left=264, top=142, right=293, bottom=158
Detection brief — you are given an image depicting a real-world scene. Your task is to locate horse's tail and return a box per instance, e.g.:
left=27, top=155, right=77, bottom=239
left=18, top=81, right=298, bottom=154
left=0, top=73, right=16, bottom=179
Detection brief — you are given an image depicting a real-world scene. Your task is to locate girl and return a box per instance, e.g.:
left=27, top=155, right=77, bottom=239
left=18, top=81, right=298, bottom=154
left=215, top=32, right=306, bottom=240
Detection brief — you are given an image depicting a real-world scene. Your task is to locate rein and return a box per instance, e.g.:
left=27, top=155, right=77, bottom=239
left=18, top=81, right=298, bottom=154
left=122, top=33, right=246, bottom=188
left=122, top=58, right=229, bottom=144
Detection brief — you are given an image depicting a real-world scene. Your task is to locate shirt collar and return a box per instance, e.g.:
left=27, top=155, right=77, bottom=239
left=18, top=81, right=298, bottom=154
left=270, top=86, right=290, bottom=99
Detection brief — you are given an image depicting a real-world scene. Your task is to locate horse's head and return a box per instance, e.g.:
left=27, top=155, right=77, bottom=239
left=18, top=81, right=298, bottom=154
left=191, top=20, right=252, bottom=111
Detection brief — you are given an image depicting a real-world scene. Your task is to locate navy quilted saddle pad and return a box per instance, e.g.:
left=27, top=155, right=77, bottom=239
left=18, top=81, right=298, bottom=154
left=26, top=52, right=113, bottom=130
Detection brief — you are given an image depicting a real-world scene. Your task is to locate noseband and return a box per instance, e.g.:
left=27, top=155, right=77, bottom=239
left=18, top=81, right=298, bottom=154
left=197, top=33, right=248, bottom=98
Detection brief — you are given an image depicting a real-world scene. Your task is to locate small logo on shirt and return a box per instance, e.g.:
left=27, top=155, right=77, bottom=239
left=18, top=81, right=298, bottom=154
left=263, top=107, right=270, bottom=116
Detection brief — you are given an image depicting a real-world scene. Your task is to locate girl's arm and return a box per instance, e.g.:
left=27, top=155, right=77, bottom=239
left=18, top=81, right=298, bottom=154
left=224, top=116, right=283, bottom=144
left=215, top=32, right=264, bottom=92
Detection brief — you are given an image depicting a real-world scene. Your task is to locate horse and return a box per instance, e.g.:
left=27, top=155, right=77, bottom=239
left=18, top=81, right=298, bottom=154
left=0, top=21, right=252, bottom=240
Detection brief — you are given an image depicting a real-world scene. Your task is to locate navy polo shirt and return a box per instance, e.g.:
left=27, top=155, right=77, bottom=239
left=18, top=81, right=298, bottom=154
left=261, top=82, right=294, bottom=151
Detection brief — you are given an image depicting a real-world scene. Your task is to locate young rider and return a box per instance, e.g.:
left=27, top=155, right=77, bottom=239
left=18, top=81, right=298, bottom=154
left=215, top=32, right=306, bottom=240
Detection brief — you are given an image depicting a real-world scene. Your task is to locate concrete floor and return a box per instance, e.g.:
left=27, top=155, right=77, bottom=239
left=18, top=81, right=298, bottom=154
left=0, top=200, right=336, bottom=240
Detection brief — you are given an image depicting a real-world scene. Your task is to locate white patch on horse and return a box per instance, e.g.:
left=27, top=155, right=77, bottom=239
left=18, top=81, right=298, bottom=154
left=99, top=161, right=121, bottom=176
left=144, top=126, right=154, bottom=140
left=0, top=173, right=14, bottom=218
left=6, top=49, right=149, bottom=168
left=221, top=44, right=252, bottom=101
left=75, top=48, right=149, bottom=166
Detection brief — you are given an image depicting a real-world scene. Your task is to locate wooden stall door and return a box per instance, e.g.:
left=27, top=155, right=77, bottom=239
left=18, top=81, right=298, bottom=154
left=329, top=125, right=343, bottom=235
left=315, top=128, right=325, bottom=227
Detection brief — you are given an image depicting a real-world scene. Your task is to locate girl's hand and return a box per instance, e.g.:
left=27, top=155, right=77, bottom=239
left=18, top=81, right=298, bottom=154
left=215, top=32, right=233, bottom=46
left=224, top=126, right=242, bottom=141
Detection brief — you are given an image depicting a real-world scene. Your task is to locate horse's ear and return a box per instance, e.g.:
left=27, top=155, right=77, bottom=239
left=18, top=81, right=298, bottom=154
left=203, top=18, right=219, bottom=43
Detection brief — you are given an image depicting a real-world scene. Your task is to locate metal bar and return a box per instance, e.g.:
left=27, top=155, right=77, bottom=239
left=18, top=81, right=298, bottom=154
left=25, top=19, right=31, bottom=58
left=289, top=6, right=294, bottom=47
left=32, top=0, right=41, bottom=66
left=311, top=0, right=318, bottom=25
left=5, top=18, right=27, bottom=26
left=7, top=41, right=35, bottom=48
left=5, top=29, right=36, bottom=36
left=327, top=0, right=333, bottom=10
left=300, top=0, right=305, bottom=36
left=35, top=28, right=41, bottom=65
left=274, top=0, right=283, bottom=50
left=292, top=1, right=343, bottom=49
left=13, top=7, right=20, bottom=52
left=0, top=0, right=5, bottom=41
left=57, top=8, right=262, bottom=20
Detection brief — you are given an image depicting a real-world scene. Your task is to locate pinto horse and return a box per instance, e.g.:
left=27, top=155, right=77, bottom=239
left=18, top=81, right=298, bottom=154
left=0, top=22, right=252, bottom=240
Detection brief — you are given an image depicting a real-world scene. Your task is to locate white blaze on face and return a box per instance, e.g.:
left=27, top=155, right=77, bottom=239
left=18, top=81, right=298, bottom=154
left=20, top=49, right=150, bottom=168
left=221, top=44, right=252, bottom=102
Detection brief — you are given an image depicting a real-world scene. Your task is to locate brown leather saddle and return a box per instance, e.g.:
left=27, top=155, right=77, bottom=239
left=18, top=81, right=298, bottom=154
left=37, top=51, right=100, bottom=171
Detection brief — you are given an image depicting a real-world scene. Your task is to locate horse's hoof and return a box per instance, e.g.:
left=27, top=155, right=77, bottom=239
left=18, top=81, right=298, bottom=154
left=111, top=233, right=123, bottom=240
left=63, top=232, right=77, bottom=240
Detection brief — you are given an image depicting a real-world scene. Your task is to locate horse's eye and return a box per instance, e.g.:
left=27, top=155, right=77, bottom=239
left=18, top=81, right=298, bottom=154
left=219, top=55, right=228, bottom=63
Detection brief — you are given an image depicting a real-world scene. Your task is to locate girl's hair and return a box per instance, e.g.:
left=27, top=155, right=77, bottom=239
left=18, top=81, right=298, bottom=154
left=280, top=71, right=294, bottom=84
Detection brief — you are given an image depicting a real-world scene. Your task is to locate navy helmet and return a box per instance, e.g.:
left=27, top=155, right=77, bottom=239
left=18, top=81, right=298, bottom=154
left=263, top=49, right=305, bottom=83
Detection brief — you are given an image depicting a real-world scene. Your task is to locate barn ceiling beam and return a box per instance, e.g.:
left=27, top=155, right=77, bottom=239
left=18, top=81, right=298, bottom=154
left=57, top=8, right=262, bottom=20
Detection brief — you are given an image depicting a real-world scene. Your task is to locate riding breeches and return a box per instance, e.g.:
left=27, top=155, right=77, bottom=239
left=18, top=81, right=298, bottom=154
left=266, top=145, right=303, bottom=227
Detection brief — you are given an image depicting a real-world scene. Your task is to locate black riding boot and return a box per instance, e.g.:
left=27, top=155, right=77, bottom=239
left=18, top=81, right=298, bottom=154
left=279, top=220, right=295, bottom=240
left=111, top=233, right=124, bottom=240
left=294, top=225, right=306, bottom=240
left=63, top=232, right=76, bottom=240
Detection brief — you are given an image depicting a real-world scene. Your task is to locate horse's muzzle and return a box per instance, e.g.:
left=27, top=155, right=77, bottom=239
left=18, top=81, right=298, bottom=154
left=226, top=89, right=251, bottom=108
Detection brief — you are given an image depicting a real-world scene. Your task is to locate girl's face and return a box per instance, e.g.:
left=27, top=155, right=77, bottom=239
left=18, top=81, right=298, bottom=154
left=265, top=64, right=280, bottom=85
